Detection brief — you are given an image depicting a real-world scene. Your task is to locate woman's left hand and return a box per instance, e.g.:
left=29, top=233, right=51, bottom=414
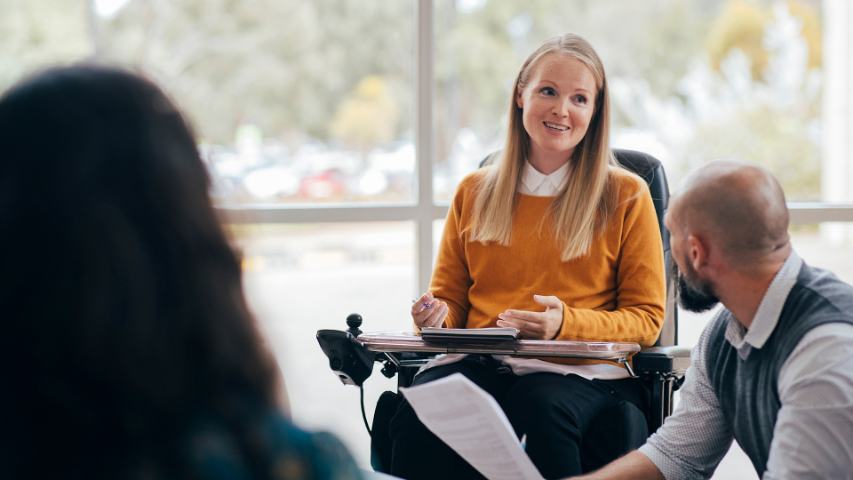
left=496, top=294, right=564, bottom=340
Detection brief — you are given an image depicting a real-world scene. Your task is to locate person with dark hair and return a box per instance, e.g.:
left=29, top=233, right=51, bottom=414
left=0, top=65, right=362, bottom=480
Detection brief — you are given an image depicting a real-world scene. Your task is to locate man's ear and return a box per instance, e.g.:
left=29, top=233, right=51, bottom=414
left=686, top=234, right=709, bottom=273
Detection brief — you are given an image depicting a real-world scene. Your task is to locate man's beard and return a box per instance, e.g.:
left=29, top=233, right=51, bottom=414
left=676, top=262, right=720, bottom=312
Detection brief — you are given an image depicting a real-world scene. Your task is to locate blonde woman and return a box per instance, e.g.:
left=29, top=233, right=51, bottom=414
left=390, top=34, right=666, bottom=479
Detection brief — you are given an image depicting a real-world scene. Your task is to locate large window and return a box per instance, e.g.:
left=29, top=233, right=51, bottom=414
left=433, top=0, right=826, bottom=201
left=230, top=222, right=412, bottom=464
left=5, top=0, right=853, bottom=474
left=92, top=1, right=415, bottom=205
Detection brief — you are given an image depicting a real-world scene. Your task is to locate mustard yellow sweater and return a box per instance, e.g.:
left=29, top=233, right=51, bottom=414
left=431, top=166, right=665, bottom=355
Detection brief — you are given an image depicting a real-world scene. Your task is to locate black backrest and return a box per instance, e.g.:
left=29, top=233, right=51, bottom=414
left=479, top=149, right=678, bottom=346
left=613, top=149, right=677, bottom=346
left=612, top=149, right=669, bottom=255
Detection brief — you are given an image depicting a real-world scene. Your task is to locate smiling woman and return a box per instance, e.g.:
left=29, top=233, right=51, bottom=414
left=516, top=55, right=597, bottom=173
left=395, top=33, right=665, bottom=479
left=468, top=34, right=615, bottom=263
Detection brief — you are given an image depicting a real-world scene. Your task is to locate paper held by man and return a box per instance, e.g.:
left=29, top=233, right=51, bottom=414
left=400, top=373, right=545, bottom=480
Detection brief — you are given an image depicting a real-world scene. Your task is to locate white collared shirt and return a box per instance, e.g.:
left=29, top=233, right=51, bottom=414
left=640, top=252, right=853, bottom=479
left=519, top=160, right=569, bottom=196
left=724, top=250, right=802, bottom=360
left=421, top=159, right=631, bottom=380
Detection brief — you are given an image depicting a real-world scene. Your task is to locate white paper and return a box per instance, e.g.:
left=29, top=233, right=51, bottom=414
left=400, top=373, right=544, bottom=480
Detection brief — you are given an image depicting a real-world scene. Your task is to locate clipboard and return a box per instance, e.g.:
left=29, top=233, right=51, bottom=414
left=421, top=327, right=519, bottom=344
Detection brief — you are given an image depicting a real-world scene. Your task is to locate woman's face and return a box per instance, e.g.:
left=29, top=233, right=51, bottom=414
left=516, top=53, right=597, bottom=169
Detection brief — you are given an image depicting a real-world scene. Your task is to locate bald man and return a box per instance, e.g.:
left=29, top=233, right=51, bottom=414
left=570, top=162, right=853, bottom=480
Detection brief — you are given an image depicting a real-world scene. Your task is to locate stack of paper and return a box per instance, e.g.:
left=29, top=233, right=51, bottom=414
left=400, top=373, right=544, bottom=480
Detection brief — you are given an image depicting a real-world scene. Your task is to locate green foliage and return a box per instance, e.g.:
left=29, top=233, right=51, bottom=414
left=331, top=76, right=399, bottom=151
left=787, top=0, right=822, bottom=70
left=707, top=0, right=821, bottom=80
left=707, top=0, right=769, bottom=79
left=681, top=105, right=821, bottom=200
left=96, top=0, right=412, bottom=145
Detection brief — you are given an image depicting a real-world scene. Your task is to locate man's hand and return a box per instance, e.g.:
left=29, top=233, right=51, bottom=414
left=496, top=294, right=563, bottom=339
left=562, top=451, right=664, bottom=480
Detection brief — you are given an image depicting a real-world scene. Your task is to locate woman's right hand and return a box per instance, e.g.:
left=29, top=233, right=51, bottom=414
left=411, top=292, right=448, bottom=328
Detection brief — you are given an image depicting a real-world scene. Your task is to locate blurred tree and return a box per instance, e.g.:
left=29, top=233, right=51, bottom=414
left=707, top=0, right=821, bottom=80
left=707, top=0, right=769, bottom=80
left=0, top=0, right=90, bottom=91
left=331, top=76, right=399, bottom=153
left=682, top=105, right=821, bottom=200
left=96, top=0, right=412, bottom=147
left=689, top=0, right=822, bottom=198
left=787, top=0, right=821, bottom=70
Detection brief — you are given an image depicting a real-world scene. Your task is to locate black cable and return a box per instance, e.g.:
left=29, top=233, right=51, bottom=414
left=360, top=384, right=372, bottom=436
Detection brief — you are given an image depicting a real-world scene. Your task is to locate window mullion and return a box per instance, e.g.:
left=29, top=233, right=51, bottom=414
left=415, top=0, right=435, bottom=296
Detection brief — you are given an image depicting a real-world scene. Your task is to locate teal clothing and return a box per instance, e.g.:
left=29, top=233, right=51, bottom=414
left=189, top=410, right=363, bottom=480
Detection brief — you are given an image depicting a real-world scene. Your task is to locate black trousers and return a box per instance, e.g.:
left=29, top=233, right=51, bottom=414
left=388, top=355, right=645, bottom=480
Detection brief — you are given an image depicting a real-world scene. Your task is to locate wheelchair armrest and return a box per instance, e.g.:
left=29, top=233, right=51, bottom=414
left=634, top=346, right=691, bottom=433
left=633, top=346, right=691, bottom=377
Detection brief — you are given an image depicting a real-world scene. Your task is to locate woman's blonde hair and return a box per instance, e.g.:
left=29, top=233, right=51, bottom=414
left=468, top=33, right=616, bottom=261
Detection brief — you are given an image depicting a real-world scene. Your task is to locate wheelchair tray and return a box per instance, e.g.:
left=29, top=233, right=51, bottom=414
left=355, top=331, right=640, bottom=362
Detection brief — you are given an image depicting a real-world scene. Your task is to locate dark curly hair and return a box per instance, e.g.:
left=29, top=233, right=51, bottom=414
left=0, top=65, right=282, bottom=478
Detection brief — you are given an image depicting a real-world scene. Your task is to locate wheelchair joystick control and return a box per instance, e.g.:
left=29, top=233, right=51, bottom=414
left=317, top=314, right=375, bottom=387
left=346, top=313, right=363, bottom=337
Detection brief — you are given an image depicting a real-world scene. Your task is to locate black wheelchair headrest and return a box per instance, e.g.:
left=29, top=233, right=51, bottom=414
left=612, top=149, right=670, bottom=253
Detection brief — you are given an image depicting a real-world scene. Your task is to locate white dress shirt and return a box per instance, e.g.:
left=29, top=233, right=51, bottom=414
left=519, top=159, right=570, bottom=196
left=639, top=252, right=853, bottom=479
left=422, top=160, right=630, bottom=380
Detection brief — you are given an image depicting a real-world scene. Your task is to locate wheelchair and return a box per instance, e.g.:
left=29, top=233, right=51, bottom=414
left=317, top=149, right=691, bottom=475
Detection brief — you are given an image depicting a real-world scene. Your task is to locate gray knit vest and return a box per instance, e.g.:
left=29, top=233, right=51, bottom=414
left=705, top=263, right=853, bottom=477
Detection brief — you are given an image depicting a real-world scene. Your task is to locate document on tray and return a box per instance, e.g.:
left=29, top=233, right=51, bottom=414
left=399, top=373, right=544, bottom=480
